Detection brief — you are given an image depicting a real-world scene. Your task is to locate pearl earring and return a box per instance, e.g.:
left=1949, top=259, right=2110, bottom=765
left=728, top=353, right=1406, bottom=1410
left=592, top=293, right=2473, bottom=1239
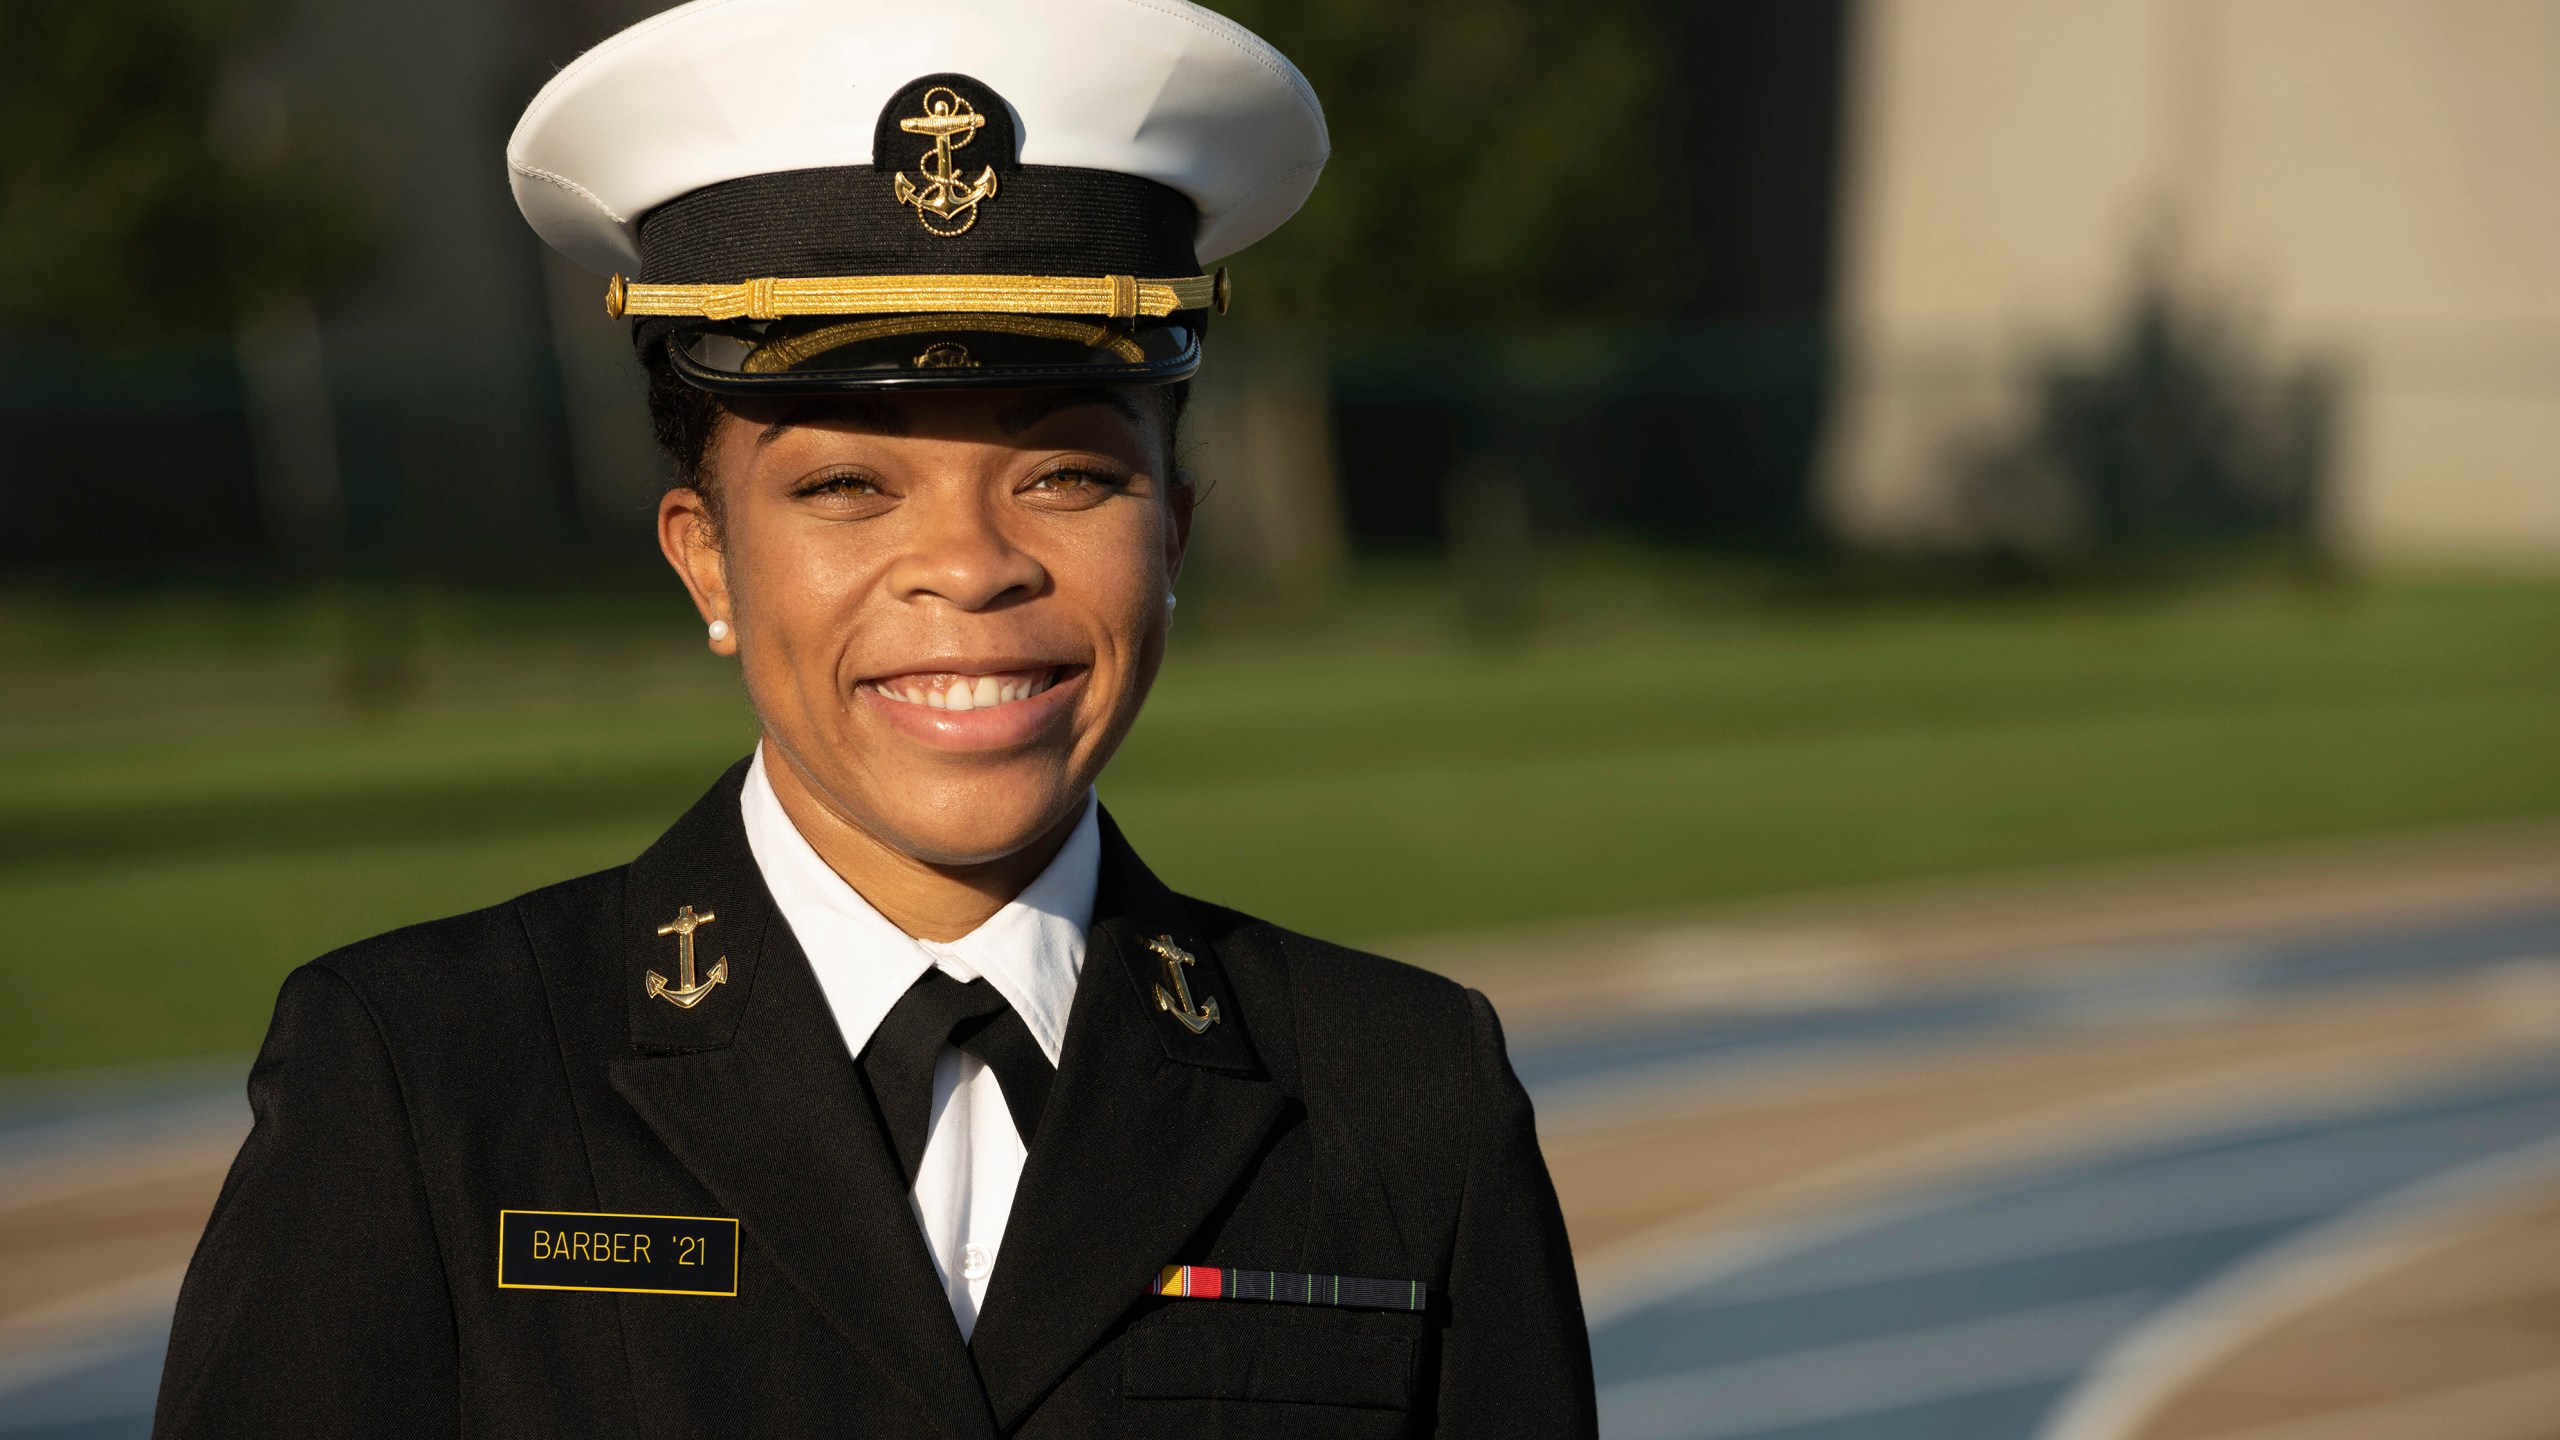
left=707, top=619, right=732, bottom=643
left=1165, top=591, right=1179, bottom=611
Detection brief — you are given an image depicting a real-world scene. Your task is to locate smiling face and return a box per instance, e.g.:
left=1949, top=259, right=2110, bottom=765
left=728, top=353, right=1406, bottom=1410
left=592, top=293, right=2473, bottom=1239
left=658, top=385, right=1188, bottom=874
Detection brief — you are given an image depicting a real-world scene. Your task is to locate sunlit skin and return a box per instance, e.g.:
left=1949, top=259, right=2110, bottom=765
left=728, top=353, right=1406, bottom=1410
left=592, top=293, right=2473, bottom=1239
left=657, top=386, right=1189, bottom=942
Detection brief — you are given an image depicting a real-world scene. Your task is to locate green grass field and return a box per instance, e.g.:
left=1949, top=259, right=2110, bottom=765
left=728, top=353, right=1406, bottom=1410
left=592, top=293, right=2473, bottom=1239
left=4, top=569, right=2555, bottom=1075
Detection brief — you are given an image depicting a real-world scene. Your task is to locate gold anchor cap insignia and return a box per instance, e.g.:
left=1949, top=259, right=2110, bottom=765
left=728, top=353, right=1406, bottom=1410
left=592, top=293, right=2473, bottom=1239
left=647, top=906, right=730, bottom=1009
left=1147, top=935, right=1220, bottom=1034
left=892, top=87, right=999, bottom=236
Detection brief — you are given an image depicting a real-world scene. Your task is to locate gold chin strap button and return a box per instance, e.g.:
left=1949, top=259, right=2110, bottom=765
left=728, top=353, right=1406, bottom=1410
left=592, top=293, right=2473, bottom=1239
left=604, top=273, right=628, bottom=318
left=913, top=341, right=980, bottom=369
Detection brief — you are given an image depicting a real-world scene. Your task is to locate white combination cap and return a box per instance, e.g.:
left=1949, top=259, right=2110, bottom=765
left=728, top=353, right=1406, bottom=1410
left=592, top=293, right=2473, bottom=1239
left=509, top=0, right=1327, bottom=273
left=505, top=0, right=1325, bottom=392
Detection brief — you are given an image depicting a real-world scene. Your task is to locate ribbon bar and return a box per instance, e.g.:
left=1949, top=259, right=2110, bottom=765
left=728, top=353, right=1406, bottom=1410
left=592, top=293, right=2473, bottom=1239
left=608, top=270, right=1227, bottom=322
left=1154, top=1263, right=1429, bottom=1313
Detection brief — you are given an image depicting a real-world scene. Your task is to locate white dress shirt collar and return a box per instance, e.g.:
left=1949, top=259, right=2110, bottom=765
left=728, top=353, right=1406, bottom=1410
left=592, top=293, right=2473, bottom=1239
left=739, top=746, right=1096, bottom=1066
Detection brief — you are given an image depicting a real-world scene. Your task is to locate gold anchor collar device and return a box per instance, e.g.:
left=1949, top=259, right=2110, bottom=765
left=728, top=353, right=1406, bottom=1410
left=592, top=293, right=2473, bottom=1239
left=647, top=905, right=730, bottom=1009
left=1147, top=934, right=1221, bottom=1034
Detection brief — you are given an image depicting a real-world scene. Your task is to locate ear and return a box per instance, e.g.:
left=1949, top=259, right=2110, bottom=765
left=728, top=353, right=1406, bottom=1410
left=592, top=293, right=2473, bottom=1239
left=657, top=486, right=738, bottom=656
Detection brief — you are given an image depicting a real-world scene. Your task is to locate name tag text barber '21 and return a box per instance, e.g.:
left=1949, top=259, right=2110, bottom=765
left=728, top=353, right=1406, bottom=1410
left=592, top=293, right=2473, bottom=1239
left=498, top=1210, right=738, bottom=1296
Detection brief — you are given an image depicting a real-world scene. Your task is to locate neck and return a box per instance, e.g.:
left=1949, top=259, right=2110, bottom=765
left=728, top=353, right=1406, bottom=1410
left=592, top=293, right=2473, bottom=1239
left=760, top=746, right=1080, bottom=943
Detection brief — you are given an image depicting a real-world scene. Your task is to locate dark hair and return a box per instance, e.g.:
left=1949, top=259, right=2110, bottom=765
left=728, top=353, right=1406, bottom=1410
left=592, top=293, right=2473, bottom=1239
left=642, top=343, right=730, bottom=493
left=640, top=344, right=1190, bottom=517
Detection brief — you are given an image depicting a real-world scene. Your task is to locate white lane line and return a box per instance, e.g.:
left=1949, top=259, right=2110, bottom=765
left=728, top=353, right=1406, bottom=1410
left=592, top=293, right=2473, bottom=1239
left=1571, top=1017, right=2560, bottom=1318
left=2176, top=1364, right=2560, bottom=1440
left=1581, top=1190, right=1955, bottom=1335
left=1532, top=927, right=2560, bottom=1119
left=1680, top=1102, right=2556, bottom=1310
left=1598, top=1292, right=2156, bottom=1440
left=1575, top=1083, right=2480, bottom=1335
left=2038, top=1133, right=2560, bottom=1440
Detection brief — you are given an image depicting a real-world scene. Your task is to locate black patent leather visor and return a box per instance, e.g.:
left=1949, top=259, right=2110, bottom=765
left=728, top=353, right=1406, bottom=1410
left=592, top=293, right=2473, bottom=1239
left=665, top=313, right=1202, bottom=394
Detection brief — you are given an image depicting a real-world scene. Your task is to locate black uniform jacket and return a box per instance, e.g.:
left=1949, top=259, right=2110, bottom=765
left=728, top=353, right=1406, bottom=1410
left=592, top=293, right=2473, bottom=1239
left=154, top=762, right=1597, bottom=1438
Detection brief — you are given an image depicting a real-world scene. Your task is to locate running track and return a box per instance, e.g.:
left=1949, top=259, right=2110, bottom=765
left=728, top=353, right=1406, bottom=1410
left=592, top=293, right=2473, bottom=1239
left=4, top=902, right=2558, bottom=1439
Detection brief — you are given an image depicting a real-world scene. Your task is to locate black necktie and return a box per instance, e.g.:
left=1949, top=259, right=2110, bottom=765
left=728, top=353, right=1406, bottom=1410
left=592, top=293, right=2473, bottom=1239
left=860, top=969, right=1057, bottom=1186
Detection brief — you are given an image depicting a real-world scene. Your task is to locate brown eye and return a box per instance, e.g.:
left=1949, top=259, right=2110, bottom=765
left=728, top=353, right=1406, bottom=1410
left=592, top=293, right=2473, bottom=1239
left=797, top=472, right=876, bottom=496
left=1024, top=462, right=1131, bottom=500
left=788, top=466, right=890, bottom=509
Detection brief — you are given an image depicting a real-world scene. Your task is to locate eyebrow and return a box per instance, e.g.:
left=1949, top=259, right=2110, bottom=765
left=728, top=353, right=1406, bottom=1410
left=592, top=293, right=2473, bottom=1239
left=755, top=398, right=910, bottom=445
left=996, top=387, right=1143, bottom=435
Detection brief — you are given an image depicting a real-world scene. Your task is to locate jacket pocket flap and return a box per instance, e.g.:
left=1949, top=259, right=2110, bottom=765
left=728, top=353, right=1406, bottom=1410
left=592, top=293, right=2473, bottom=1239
left=1122, top=1321, right=1414, bottom=1410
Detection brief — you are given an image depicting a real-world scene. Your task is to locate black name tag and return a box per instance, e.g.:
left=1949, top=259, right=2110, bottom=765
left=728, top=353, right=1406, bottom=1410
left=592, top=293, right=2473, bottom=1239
left=498, top=1210, right=737, bottom=1296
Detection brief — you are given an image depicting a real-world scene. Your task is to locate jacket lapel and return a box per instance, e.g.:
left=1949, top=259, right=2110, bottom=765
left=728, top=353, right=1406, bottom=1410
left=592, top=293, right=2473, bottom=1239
left=966, top=811, right=1287, bottom=1430
left=605, top=761, right=996, bottom=1440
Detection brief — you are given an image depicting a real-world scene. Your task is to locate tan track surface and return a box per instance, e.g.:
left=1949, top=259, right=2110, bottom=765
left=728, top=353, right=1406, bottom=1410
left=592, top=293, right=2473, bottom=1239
left=2123, top=1185, right=2560, bottom=1440
left=1553, top=976, right=2560, bottom=1298
left=0, top=1143, right=235, bottom=1357
left=1434, top=822, right=2560, bottom=1033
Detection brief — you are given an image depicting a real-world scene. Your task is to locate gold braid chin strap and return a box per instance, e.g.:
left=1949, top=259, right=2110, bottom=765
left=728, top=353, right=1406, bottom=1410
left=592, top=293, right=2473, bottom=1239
left=608, top=269, right=1228, bottom=322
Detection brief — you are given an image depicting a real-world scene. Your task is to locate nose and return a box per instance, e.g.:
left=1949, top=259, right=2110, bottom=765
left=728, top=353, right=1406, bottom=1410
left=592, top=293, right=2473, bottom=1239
left=882, top=485, right=1048, bottom=611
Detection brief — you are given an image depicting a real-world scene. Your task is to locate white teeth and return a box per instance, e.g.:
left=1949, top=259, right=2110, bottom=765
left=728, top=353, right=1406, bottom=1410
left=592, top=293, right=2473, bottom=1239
left=877, top=670, right=1059, bottom=709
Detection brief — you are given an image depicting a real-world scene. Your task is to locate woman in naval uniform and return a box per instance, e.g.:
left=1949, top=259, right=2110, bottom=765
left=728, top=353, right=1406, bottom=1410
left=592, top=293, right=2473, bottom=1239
left=154, top=1, right=1594, bottom=1436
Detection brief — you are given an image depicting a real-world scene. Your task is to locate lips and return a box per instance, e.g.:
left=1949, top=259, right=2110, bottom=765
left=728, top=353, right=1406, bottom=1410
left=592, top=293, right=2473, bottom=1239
left=866, top=665, right=1066, bottom=712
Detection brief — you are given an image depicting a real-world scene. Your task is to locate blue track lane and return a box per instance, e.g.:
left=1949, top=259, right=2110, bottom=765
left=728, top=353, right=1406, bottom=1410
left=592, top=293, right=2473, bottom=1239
left=1516, top=903, right=2560, bottom=1106
left=1588, top=1061, right=2560, bottom=1440
left=1557, top=902, right=2560, bottom=1439
left=0, top=1320, right=171, bottom=1440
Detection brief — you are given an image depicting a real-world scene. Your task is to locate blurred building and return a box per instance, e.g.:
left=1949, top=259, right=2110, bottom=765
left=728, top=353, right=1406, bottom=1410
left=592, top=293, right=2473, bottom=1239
left=1823, top=0, right=2560, bottom=563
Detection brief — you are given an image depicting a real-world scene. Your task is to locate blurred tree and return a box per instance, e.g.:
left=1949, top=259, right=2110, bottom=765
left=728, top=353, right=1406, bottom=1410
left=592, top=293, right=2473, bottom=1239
left=1186, top=0, right=1687, bottom=599
left=0, top=0, right=373, bottom=337
left=1200, top=0, right=1677, bottom=328
left=1956, top=280, right=2335, bottom=569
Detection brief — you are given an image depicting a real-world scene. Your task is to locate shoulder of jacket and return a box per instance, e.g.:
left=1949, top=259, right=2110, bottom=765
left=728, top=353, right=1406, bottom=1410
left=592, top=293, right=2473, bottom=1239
left=304, top=863, right=627, bottom=1021
left=1186, top=897, right=1479, bottom=1087
left=1190, top=898, right=1468, bottom=1014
